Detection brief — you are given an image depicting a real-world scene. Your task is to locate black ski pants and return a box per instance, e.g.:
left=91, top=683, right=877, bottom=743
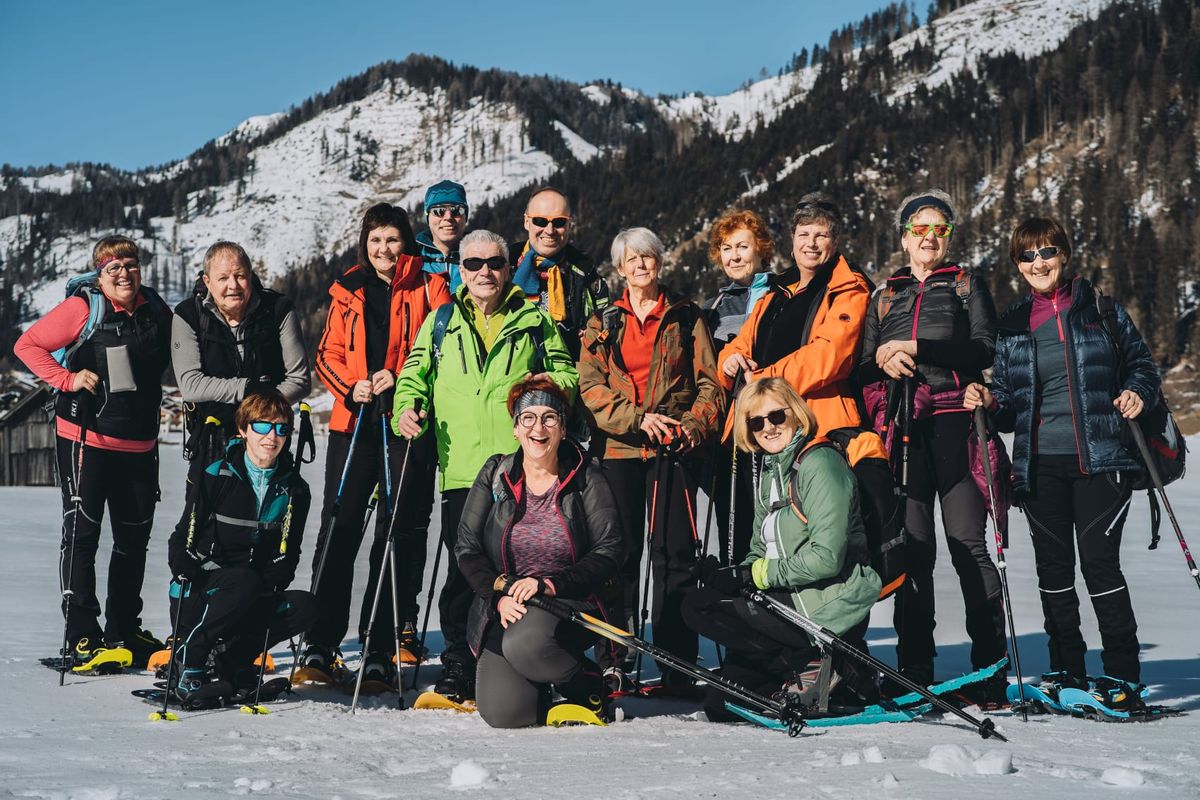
left=56, top=437, right=158, bottom=646
left=175, top=567, right=316, bottom=672
left=1021, top=455, right=1139, bottom=683
left=895, top=412, right=1006, bottom=674
left=474, top=607, right=597, bottom=729
left=708, top=443, right=755, bottom=565
left=308, top=424, right=436, bottom=653
left=599, top=455, right=700, bottom=677
left=437, top=487, right=475, bottom=666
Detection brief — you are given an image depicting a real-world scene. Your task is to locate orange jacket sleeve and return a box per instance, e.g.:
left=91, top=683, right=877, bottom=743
left=715, top=295, right=766, bottom=391
left=315, top=292, right=356, bottom=402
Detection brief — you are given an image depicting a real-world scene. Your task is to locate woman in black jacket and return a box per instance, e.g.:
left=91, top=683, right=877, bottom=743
left=168, top=390, right=316, bottom=704
left=965, top=217, right=1159, bottom=708
left=456, top=377, right=623, bottom=728
left=856, top=189, right=1006, bottom=700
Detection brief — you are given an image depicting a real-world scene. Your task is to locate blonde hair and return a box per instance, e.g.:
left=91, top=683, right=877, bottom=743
left=733, top=377, right=818, bottom=452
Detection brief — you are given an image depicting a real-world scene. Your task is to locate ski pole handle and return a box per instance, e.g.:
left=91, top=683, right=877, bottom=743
left=297, top=402, right=316, bottom=464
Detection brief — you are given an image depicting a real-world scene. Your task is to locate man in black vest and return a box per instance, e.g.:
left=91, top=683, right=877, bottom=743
left=172, top=241, right=311, bottom=465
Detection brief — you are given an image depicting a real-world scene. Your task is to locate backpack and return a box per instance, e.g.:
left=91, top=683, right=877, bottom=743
left=430, top=301, right=547, bottom=374
left=51, top=272, right=110, bottom=370
left=875, top=267, right=970, bottom=321
left=1095, top=291, right=1187, bottom=548
left=787, top=428, right=907, bottom=600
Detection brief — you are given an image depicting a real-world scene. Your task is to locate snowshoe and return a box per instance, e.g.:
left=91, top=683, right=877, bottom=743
left=40, top=637, right=134, bottom=675
left=546, top=702, right=608, bottom=727
left=554, top=661, right=610, bottom=721
left=110, top=628, right=165, bottom=669
left=291, top=644, right=347, bottom=686
left=1055, top=677, right=1183, bottom=722
left=344, top=652, right=399, bottom=696
left=148, top=645, right=174, bottom=678
left=174, top=669, right=234, bottom=710
left=412, top=691, right=477, bottom=713
left=236, top=676, right=291, bottom=714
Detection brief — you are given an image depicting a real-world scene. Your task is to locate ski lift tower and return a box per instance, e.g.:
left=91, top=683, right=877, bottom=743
left=738, top=169, right=754, bottom=192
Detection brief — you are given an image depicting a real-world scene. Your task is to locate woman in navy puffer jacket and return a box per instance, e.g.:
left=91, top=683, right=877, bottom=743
left=965, top=216, right=1159, bottom=708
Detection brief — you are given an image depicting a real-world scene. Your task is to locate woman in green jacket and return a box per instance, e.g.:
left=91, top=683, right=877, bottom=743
left=683, top=377, right=881, bottom=720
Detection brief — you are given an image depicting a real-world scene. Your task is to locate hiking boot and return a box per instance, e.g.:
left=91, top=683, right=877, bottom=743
left=434, top=659, right=475, bottom=702
left=555, top=662, right=610, bottom=721
left=398, top=624, right=427, bottom=664
left=1038, top=670, right=1087, bottom=695
left=881, top=662, right=933, bottom=698
left=1090, top=676, right=1147, bottom=712
left=300, top=644, right=338, bottom=676
left=604, top=666, right=632, bottom=695
left=110, top=628, right=165, bottom=669
left=174, top=667, right=231, bottom=707
left=69, top=635, right=105, bottom=666
left=952, top=671, right=1009, bottom=710
left=361, top=651, right=397, bottom=685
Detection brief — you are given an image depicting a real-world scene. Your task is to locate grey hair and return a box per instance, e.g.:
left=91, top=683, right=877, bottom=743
left=791, top=192, right=843, bottom=240
left=203, top=241, right=252, bottom=275
left=895, top=188, right=957, bottom=231
left=459, top=229, right=509, bottom=263
left=611, top=227, right=666, bottom=270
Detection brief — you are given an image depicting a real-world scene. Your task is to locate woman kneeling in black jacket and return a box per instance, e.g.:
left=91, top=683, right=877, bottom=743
left=456, top=377, right=623, bottom=728
left=168, top=390, right=316, bottom=704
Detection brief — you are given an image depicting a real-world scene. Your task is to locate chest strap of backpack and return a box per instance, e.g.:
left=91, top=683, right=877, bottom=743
left=875, top=268, right=970, bottom=321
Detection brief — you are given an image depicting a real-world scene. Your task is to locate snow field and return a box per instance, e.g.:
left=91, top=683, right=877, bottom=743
left=0, top=434, right=1198, bottom=799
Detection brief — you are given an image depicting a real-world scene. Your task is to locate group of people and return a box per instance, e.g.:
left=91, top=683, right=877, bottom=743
left=14, top=177, right=1162, bottom=725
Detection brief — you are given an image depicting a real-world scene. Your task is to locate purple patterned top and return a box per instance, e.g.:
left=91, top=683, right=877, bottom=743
left=510, top=480, right=573, bottom=577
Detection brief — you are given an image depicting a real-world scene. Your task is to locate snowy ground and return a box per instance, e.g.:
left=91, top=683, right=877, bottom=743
left=2, top=436, right=1199, bottom=799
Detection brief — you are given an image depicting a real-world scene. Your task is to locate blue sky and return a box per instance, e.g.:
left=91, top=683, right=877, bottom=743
left=1, top=0, right=889, bottom=171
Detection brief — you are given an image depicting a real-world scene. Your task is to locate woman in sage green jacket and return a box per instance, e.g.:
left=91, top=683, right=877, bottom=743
left=683, top=377, right=880, bottom=719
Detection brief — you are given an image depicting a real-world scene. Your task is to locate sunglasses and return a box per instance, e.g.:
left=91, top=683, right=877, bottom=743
left=461, top=256, right=508, bottom=273
left=527, top=215, right=571, bottom=230
left=1018, top=246, right=1061, bottom=263
left=249, top=420, right=292, bottom=437
left=905, top=222, right=954, bottom=238
left=747, top=408, right=789, bottom=433
left=517, top=411, right=562, bottom=429
left=429, top=204, right=467, bottom=219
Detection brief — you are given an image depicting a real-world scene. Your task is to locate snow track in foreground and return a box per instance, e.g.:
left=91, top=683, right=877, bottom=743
left=1, top=437, right=1198, bottom=799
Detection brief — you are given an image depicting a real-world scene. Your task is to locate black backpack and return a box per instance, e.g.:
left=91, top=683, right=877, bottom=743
left=787, top=428, right=907, bottom=600
left=1095, top=291, right=1187, bottom=548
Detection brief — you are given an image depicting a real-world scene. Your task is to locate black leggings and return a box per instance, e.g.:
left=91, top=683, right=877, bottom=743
left=175, top=567, right=315, bottom=671
left=1021, top=455, right=1139, bottom=682
left=599, top=456, right=700, bottom=672
left=56, top=437, right=159, bottom=645
left=308, top=426, right=435, bottom=652
left=896, top=412, right=1006, bottom=672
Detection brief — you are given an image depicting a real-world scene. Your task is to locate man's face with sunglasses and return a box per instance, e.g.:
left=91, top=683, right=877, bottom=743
left=523, top=190, right=572, bottom=258
left=461, top=240, right=511, bottom=307
left=427, top=204, right=467, bottom=250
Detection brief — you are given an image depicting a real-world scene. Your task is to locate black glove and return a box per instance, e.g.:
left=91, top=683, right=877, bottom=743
left=693, top=554, right=722, bottom=584
left=708, top=564, right=754, bottom=596
left=169, top=547, right=204, bottom=581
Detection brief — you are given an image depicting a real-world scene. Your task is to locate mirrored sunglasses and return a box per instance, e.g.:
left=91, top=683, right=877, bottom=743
left=1018, top=246, right=1061, bottom=263
left=905, top=222, right=954, bottom=238
left=249, top=420, right=292, bottom=437
left=429, top=204, right=467, bottom=219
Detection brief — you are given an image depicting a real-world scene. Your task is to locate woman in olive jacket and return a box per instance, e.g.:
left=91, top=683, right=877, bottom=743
left=456, top=377, right=623, bottom=728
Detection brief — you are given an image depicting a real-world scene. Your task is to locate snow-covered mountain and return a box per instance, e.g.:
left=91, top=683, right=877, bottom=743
left=0, top=0, right=1121, bottom=318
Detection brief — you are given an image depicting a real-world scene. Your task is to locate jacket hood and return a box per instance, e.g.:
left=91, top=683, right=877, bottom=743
left=330, top=256, right=426, bottom=300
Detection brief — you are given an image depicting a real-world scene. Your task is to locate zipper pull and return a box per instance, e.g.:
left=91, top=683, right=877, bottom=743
left=1052, top=295, right=1065, bottom=342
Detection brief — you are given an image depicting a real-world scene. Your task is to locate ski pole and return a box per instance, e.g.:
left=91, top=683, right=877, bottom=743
left=527, top=596, right=805, bottom=734
left=899, top=377, right=915, bottom=490
left=58, top=391, right=92, bottom=686
left=726, top=368, right=746, bottom=566
left=289, top=402, right=367, bottom=684
left=1126, top=418, right=1200, bottom=592
left=351, top=399, right=420, bottom=712
left=635, top=437, right=669, bottom=686
left=240, top=627, right=273, bottom=716
left=746, top=589, right=1007, bottom=741
left=699, top=444, right=719, bottom=564
left=150, top=577, right=188, bottom=721
left=974, top=408, right=1027, bottom=721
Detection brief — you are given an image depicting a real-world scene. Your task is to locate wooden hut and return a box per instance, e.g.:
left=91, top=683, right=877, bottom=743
left=0, top=382, right=57, bottom=486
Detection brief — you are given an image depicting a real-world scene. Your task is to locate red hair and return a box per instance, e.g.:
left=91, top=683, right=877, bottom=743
left=709, top=209, right=774, bottom=266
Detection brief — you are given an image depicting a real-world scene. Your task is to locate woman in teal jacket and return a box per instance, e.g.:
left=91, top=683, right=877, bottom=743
left=683, top=377, right=881, bottom=719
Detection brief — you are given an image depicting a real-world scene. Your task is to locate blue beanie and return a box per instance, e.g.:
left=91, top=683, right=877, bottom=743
left=424, top=180, right=468, bottom=212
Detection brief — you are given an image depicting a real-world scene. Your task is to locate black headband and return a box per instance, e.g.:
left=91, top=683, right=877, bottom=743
left=513, top=390, right=567, bottom=423
left=899, top=195, right=954, bottom=226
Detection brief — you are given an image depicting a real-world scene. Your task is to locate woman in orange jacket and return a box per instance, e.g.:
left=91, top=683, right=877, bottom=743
left=715, top=193, right=872, bottom=559
left=304, top=203, right=450, bottom=682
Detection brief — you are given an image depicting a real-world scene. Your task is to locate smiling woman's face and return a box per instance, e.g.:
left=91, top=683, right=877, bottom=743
left=513, top=404, right=564, bottom=460
left=746, top=395, right=798, bottom=455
